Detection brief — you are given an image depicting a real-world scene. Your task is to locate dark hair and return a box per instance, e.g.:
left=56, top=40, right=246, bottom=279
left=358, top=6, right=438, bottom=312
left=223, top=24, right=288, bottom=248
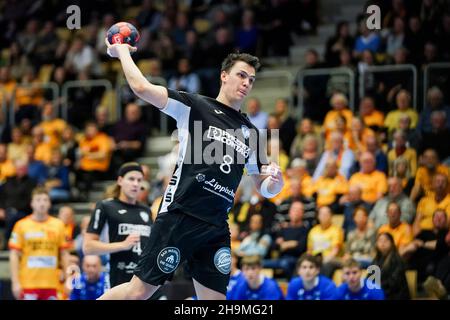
left=105, top=162, right=143, bottom=199
left=375, top=232, right=398, bottom=265
left=221, top=53, right=261, bottom=73
left=336, top=21, right=349, bottom=36
left=352, top=206, right=369, bottom=218
left=296, top=253, right=322, bottom=271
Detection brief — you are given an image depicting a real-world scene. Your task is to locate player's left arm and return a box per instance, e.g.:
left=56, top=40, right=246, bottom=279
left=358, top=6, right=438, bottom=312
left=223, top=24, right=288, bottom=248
left=251, top=162, right=284, bottom=199
left=59, top=248, right=70, bottom=280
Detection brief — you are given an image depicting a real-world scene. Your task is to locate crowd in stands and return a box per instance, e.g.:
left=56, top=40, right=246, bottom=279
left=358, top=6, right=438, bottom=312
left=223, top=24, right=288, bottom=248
left=0, top=0, right=449, bottom=300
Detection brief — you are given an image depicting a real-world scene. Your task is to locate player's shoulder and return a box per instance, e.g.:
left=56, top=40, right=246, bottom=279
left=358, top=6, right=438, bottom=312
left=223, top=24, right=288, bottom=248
left=288, top=276, right=302, bottom=286
left=167, top=89, right=203, bottom=105
left=134, top=202, right=151, bottom=212
left=319, top=275, right=336, bottom=288
left=48, top=215, right=66, bottom=227
left=13, top=216, right=31, bottom=229
left=97, top=198, right=117, bottom=208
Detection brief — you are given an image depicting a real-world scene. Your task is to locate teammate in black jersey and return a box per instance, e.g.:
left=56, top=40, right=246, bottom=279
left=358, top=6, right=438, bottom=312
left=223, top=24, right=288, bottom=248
left=83, top=162, right=153, bottom=288
left=99, top=39, right=284, bottom=300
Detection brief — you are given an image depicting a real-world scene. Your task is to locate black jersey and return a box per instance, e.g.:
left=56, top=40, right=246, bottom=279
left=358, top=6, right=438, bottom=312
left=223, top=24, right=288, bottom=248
left=159, top=89, right=268, bottom=226
left=87, top=198, right=152, bottom=287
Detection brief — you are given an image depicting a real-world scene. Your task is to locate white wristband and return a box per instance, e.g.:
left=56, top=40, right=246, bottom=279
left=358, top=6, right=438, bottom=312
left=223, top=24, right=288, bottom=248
left=260, top=177, right=278, bottom=198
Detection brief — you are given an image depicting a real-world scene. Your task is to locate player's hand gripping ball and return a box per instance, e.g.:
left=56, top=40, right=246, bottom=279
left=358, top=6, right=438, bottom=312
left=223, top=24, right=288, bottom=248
left=107, top=22, right=140, bottom=47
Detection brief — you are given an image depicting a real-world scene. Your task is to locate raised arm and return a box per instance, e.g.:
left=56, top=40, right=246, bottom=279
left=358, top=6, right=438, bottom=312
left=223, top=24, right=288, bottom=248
left=105, top=38, right=168, bottom=109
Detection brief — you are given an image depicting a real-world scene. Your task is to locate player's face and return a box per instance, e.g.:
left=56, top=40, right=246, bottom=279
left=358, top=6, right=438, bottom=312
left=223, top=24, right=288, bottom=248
left=343, top=267, right=361, bottom=289
left=299, top=261, right=319, bottom=282
left=118, top=171, right=144, bottom=200
left=31, top=194, right=51, bottom=215
left=243, top=264, right=260, bottom=285
left=221, top=61, right=256, bottom=103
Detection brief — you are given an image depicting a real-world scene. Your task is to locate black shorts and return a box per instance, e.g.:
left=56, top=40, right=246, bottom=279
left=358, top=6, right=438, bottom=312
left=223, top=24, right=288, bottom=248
left=134, top=209, right=231, bottom=295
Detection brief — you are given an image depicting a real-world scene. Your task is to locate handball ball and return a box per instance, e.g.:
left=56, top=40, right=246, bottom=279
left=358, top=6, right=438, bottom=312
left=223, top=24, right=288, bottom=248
left=107, top=22, right=140, bottom=47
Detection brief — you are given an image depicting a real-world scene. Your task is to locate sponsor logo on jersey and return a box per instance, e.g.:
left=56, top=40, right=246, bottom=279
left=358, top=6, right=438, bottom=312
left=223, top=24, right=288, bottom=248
left=139, top=211, right=149, bottom=223
left=241, top=125, right=250, bottom=139
left=214, top=247, right=231, bottom=274
left=27, top=256, right=57, bottom=268
left=206, top=126, right=251, bottom=158
left=204, top=178, right=235, bottom=198
left=118, top=209, right=127, bottom=214
left=195, top=175, right=235, bottom=203
left=117, top=262, right=138, bottom=273
left=118, top=224, right=151, bottom=237
left=24, top=231, right=45, bottom=240
left=157, top=247, right=180, bottom=274
left=214, top=109, right=224, bottom=114
left=195, top=173, right=205, bottom=182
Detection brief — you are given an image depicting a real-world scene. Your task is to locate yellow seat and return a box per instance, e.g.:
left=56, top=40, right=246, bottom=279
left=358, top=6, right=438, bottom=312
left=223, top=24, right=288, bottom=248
left=406, top=270, right=417, bottom=299
left=261, top=268, right=274, bottom=278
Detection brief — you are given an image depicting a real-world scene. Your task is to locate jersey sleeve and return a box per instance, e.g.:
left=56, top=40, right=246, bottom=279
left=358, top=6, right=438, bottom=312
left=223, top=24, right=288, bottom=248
left=57, top=220, right=70, bottom=250
left=87, top=202, right=108, bottom=235
left=8, top=221, right=23, bottom=251
left=160, top=89, right=194, bottom=123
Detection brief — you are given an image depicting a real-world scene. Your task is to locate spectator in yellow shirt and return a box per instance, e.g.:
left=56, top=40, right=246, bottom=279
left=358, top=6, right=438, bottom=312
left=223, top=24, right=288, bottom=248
left=7, top=127, right=28, bottom=162
left=413, top=173, right=450, bottom=236
left=323, top=93, right=354, bottom=136
left=31, top=125, right=53, bottom=165
left=40, top=101, right=67, bottom=147
left=312, top=159, right=348, bottom=210
left=410, top=149, right=449, bottom=202
left=384, top=89, right=419, bottom=134
left=348, top=117, right=375, bottom=153
left=359, top=96, right=385, bottom=129
left=76, top=121, right=113, bottom=199
left=0, top=66, right=16, bottom=107
left=378, top=202, right=413, bottom=258
left=349, top=152, right=388, bottom=205
left=307, top=206, right=344, bottom=277
left=387, top=129, right=417, bottom=176
left=0, top=143, right=16, bottom=183
left=271, top=158, right=313, bottom=205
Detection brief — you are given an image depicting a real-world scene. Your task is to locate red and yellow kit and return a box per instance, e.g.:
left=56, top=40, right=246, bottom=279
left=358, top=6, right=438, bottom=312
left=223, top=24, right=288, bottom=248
left=9, top=216, right=69, bottom=290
